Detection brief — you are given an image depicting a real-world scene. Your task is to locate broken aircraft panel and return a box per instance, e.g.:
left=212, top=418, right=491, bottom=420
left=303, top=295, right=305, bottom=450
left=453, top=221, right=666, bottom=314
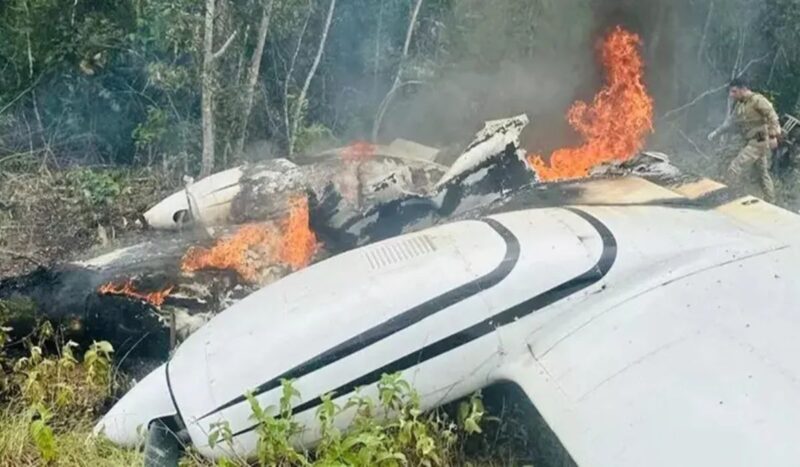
left=98, top=172, right=800, bottom=466
left=144, top=149, right=447, bottom=231
left=1, top=114, right=760, bottom=365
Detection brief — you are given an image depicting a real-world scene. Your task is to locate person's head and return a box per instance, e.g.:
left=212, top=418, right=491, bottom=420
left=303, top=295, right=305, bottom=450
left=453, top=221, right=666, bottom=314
left=729, top=78, right=752, bottom=101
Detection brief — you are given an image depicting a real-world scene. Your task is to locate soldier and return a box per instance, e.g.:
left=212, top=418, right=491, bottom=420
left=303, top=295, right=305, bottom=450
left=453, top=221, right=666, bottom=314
left=708, top=78, right=781, bottom=202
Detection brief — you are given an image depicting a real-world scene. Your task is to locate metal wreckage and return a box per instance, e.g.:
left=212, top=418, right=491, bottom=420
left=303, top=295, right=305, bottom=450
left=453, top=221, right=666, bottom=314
left=7, top=26, right=800, bottom=467
left=0, top=114, right=678, bottom=359
left=1, top=114, right=799, bottom=466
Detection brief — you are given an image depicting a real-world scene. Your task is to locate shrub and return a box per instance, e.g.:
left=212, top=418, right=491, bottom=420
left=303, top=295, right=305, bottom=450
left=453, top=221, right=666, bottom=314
left=208, top=373, right=486, bottom=467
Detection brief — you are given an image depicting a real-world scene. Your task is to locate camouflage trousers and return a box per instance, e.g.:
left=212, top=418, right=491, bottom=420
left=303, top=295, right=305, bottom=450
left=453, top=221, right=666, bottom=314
left=725, top=138, right=776, bottom=202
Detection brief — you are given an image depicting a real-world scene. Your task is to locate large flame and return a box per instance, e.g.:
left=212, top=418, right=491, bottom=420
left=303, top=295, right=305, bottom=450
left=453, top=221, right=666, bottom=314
left=181, top=196, right=317, bottom=282
left=527, top=26, right=654, bottom=181
left=98, top=280, right=173, bottom=307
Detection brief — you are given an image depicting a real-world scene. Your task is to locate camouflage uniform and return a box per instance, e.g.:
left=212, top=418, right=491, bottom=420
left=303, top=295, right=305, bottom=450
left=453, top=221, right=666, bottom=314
left=716, top=92, right=780, bottom=202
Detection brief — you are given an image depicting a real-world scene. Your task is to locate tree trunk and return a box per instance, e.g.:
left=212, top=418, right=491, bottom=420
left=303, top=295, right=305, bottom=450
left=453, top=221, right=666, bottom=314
left=232, top=0, right=276, bottom=160
left=200, top=0, right=217, bottom=177
left=371, top=0, right=424, bottom=143
left=283, top=3, right=313, bottom=152
left=287, top=0, right=337, bottom=156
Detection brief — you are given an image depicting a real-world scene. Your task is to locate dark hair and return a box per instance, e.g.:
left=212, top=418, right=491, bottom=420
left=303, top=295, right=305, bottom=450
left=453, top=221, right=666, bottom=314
left=729, top=77, right=749, bottom=89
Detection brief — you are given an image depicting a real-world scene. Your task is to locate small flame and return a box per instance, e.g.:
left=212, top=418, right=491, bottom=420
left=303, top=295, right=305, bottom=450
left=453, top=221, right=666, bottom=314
left=340, top=140, right=377, bottom=162
left=181, top=196, right=318, bottom=282
left=98, top=280, right=173, bottom=307
left=527, top=26, right=654, bottom=181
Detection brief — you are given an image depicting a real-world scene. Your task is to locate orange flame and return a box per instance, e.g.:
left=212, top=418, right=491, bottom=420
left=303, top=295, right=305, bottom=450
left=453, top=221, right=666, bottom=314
left=278, top=196, right=318, bottom=270
left=527, top=26, right=654, bottom=181
left=340, top=140, right=377, bottom=162
left=181, top=196, right=318, bottom=282
left=98, top=280, right=173, bottom=307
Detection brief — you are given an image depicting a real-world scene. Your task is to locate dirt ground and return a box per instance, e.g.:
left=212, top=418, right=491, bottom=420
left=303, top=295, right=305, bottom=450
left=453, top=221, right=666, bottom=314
left=0, top=168, right=178, bottom=278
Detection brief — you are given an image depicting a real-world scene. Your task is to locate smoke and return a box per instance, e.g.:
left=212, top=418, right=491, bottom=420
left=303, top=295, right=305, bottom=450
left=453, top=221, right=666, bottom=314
left=375, top=0, right=773, bottom=166
left=379, top=0, right=597, bottom=155
left=589, top=0, right=771, bottom=165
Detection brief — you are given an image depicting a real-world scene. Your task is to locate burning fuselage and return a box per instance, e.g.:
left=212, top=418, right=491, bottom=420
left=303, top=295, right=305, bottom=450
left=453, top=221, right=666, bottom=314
left=98, top=173, right=800, bottom=465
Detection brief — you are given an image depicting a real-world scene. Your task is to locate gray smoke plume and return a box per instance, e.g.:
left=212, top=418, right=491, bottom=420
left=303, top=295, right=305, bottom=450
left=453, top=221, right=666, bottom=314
left=378, top=0, right=773, bottom=168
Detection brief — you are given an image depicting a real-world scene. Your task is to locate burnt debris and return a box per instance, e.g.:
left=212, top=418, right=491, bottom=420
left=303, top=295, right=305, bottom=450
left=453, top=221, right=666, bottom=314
left=1, top=114, right=707, bottom=363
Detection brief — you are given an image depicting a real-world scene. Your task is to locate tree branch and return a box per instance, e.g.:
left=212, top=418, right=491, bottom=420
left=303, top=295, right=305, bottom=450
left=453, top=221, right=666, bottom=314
left=0, top=248, right=45, bottom=267
left=232, top=0, right=275, bottom=159
left=660, top=52, right=769, bottom=121
left=288, top=0, right=337, bottom=156
left=200, top=0, right=217, bottom=177
left=212, top=30, right=238, bottom=61
left=284, top=1, right=313, bottom=150
left=696, top=0, right=713, bottom=63
left=372, top=0, right=424, bottom=142
left=0, top=75, right=42, bottom=115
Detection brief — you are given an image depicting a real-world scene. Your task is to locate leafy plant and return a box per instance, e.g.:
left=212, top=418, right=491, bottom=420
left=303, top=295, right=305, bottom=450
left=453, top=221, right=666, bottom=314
left=83, top=340, right=114, bottom=388
left=457, top=391, right=485, bottom=435
left=207, top=421, right=233, bottom=451
left=293, top=123, right=337, bottom=155
left=0, top=323, right=11, bottom=394
left=29, top=403, right=58, bottom=463
left=0, top=315, right=131, bottom=465
left=245, top=379, right=307, bottom=466
left=67, top=169, right=122, bottom=207
left=208, top=373, right=485, bottom=467
left=133, top=106, right=170, bottom=150
left=7, top=324, right=115, bottom=429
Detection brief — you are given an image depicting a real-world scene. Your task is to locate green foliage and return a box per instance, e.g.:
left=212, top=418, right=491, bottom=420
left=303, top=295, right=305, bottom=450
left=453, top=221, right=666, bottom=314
left=0, top=297, right=38, bottom=331
left=29, top=403, right=58, bottom=462
left=0, top=318, right=506, bottom=466
left=209, top=373, right=486, bottom=467
left=0, top=315, right=139, bottom=466
left=245, top=380, right=307, bottom=466
left=66, top=169, right=122, bottom=207
left=4, top=320, right=116, bottom=428
left=294, top=123, right=337, bottom=154
left=457, top=391, right=485, bottom=435
left=83, top=341, right=115, bottom=387
left=0, top=324, right=11, bottom=395
left=0, top=404, right=144, bottom=466
left=134, top=107, right=170, bottom=149
left=2, top=0, right=800, bottom=174
left=0, top=0, right=134, bottom=85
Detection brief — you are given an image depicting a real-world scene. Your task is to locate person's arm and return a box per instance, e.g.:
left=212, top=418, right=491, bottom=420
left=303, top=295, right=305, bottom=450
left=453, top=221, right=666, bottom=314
left=755, top=95, right=781, bottom=138
left=708, top=113, right=734, bottom=141
left=718, top=114, right=735, bottom=134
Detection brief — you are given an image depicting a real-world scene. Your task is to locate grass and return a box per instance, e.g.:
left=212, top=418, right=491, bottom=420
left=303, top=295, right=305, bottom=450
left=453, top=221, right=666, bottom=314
left=0, top=322, right=529, bottom=466
left=0, top=404, right=143, bottom=467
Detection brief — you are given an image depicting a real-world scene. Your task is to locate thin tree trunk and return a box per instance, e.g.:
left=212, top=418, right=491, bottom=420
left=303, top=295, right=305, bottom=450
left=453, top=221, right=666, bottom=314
left=697, top=0, right=713, bottom=63
left=232, top=0, right=276, bottom=159
left=372, top=0, right=424, bottom=143
left=200, top=0, right=217, bottom=177
left=373, top=0, right=384, bottom=102
left=647, top=2, right=666, bottom=61
left=288, top=0, right=337, bottom=156
left=284, top=2, right=313, bottom=152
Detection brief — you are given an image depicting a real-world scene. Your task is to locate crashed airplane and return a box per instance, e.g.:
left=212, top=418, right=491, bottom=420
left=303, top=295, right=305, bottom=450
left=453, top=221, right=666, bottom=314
left=0, top=141, right=448, bottom=362
left=94, top=113, right=800, bottom=466
left=0, top=117, right=538, bottom=362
